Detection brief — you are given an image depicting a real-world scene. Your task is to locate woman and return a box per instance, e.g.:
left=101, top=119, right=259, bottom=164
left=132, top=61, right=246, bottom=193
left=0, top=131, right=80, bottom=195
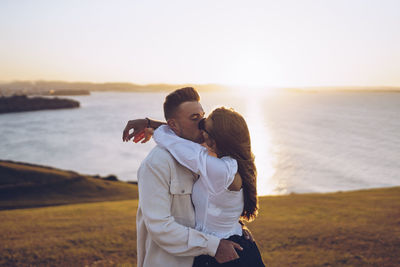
left=153, top=107, right=265, bottom=267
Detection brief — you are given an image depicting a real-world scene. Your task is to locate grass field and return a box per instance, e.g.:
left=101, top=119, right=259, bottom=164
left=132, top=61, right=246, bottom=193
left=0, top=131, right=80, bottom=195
left=1, top=187, right=399, bottom=266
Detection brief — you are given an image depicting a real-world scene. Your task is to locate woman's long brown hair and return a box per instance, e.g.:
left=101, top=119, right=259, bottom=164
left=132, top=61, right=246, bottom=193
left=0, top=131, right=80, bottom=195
left=208, top=107, right=258, bottom=221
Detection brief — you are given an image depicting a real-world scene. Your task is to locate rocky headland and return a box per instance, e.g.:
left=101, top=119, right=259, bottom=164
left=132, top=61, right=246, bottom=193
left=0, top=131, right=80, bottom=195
left=0, top=95, right=80, bottom=114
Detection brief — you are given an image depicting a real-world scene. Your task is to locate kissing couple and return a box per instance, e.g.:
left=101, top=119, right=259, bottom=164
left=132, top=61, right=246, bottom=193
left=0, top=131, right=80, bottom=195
left=123, top=87, right=265, bottom=267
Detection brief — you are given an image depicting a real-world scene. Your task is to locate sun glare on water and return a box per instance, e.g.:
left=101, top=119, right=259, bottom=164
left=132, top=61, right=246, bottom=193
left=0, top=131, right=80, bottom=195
left=244, top=96, right=277, bottom=196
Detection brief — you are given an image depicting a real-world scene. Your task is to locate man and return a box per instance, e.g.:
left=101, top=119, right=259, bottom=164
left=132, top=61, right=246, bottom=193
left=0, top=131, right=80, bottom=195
left=123, top=87, right=243, bottom=267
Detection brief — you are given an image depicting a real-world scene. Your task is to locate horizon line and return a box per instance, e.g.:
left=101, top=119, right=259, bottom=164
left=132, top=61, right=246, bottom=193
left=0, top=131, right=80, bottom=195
left=1, top=79, right=400, bottom=90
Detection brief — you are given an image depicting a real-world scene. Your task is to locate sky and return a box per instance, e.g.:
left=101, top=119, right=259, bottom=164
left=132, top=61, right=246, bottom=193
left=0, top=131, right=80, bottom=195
left=1, top=0, right=400, bottom=88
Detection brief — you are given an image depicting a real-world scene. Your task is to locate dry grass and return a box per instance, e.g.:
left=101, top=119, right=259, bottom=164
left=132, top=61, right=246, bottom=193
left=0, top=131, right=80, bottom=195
left=0, top=200, right=138, bottom=266
left=1, top=187, right=399, bottom=266
left=250, top=187, right=400, bottom=266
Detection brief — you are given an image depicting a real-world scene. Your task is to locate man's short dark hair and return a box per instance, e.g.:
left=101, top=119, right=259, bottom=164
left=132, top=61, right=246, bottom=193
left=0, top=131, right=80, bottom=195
left=163, top=87, right=200, bottom=120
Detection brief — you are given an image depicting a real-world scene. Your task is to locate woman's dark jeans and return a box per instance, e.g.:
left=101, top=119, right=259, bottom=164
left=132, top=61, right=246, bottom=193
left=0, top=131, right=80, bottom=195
left=193, top=235, right=265, bottom=267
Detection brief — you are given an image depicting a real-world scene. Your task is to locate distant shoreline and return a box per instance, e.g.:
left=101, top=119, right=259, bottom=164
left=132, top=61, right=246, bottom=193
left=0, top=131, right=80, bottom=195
left=1, top=81, right=400, bottom=96
left=0, top=81, right=230, bottom=97
left=283, top=87, right=400, bottom=93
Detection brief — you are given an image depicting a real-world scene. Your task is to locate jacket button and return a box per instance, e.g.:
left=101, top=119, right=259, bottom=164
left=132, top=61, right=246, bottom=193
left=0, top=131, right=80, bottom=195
left=181, top=190, right=185, bottom=193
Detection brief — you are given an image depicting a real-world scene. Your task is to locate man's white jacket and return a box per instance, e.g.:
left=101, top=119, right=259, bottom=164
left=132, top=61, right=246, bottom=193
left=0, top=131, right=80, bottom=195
left=136, top=146, right=220, bottom=267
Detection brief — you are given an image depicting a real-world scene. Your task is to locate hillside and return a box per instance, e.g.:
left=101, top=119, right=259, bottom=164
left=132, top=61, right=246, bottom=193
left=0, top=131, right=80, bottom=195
left=0, top=160, right=138, bottom=210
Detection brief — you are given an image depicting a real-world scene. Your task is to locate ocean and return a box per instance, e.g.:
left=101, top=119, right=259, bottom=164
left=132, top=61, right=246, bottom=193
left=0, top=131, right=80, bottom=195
left=1, top=91, right=399, bottom=196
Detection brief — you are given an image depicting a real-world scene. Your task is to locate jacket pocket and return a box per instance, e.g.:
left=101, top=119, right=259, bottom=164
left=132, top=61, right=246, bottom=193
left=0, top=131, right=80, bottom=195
left=170, top=179, right=193, bottom=195
left=169, top=175, right=195, bottom=227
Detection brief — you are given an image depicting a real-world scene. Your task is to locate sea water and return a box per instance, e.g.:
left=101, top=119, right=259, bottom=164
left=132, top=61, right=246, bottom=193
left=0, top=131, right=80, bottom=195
left=1, top=91, right=399, bottom=195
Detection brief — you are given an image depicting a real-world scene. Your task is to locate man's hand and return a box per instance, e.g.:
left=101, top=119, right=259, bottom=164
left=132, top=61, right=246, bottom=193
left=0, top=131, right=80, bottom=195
left=122, top=119, right=148, bottom=142
left=214, top=239, right=243, bottom=264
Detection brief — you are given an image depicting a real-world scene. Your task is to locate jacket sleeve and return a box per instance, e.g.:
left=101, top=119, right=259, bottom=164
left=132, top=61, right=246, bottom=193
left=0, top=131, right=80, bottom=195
left=137, top=152, right=220, bottom=257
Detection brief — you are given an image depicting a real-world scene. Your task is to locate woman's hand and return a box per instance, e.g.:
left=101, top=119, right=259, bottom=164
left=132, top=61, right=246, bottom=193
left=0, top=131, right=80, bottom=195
left=123, top=118, right=165, bottom=143
left=133, top=127, right=154, bottom=143
left=122, top=119, right=148, bottom=142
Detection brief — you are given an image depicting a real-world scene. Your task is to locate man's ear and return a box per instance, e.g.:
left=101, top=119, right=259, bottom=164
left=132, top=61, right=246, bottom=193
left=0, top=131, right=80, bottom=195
left=167, top=119, right=180, bottom=134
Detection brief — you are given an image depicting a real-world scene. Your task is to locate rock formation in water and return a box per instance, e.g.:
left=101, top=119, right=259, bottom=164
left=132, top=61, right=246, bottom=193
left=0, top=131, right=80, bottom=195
left=0, top=95, right=80, bottom=114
